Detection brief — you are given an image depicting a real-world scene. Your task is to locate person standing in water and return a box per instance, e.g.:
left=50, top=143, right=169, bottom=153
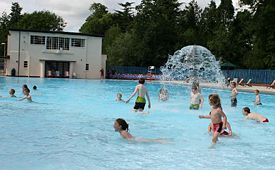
left=126, top=78, right=151, bottom=112
left=230, top=82, right=238, bottom=107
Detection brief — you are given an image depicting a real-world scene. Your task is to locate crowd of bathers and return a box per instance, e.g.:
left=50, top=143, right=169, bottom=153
left=114, top=78, right=270, bottom=144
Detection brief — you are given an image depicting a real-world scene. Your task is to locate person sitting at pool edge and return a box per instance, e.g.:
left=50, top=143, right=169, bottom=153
left=9, top=89, right=16, bottom=97
left=126, top=78, right=151, bottom=112
left=242, top=107, right=269, bottom=123
left=189, top=86, right=203, bottom=110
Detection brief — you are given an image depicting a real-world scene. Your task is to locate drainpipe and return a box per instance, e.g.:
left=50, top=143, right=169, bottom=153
left=17, top=31, right=21, bottom=77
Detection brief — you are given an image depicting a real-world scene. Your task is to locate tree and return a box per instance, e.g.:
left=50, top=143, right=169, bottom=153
left=113, top=2, right=135, bottom=32
left=8, top=2, right=22, bottom=28
left=17, top=11, right=65, bottom=31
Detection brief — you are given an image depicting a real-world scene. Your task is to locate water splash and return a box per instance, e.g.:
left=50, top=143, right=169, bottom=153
left=160, top=45, right=225, bottom=86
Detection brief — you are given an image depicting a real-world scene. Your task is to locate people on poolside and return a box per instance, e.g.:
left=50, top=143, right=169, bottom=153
left=189, top=86, right=203, bottom=110
left=19, top=88, right=32, bottom=102
left=254, top=89, right=262, bottom=105
left=9, top=89, right=16, bottom=97
left=116, top=93, right=125, bottom=102
left=114, top=118, right=167, bottom=143
left=159, top=87, right=169, bottom=101
left=200, top=94, right=228, bottom=143
left=33, top=85, right=37, bottom=90
left=242, top=107, right=269, bottom=123
left=230, top=82, right=238, bottom=107
left=126, top=78, right=151, bottom=112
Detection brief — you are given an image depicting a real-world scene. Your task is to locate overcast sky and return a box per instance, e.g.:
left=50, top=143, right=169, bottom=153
left=0, top=0, right=240, bottom=32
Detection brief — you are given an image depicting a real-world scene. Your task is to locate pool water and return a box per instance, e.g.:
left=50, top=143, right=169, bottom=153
left=0, top=77, right=275, bottom=170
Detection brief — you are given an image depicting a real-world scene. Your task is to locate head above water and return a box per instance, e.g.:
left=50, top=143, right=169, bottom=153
left=138, top=78, right=145, bottom=84
left=208, top=94, right=221, bottom=108
left=255, top=89, right=259, bottom=94
left=231, top=82, right=237, bottom=87
left=33, top=85, right=37, bottom=90
left=242, top=107, right=251, bottom=115
left=9, top=89, right=15, bottom=95
left=114, top=118, right=129, bottom=132
left=23, top=88, right=30, bottom=95
left=117, top=93, right=122, bottom=99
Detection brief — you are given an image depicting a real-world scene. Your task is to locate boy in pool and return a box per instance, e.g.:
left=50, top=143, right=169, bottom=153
left=202, top=94, right=227, bottom=143
left=242, top=107, right=269, bottom=123
left=9, top=89, right=16, bottom=97
left=126, top=78, right=151, bottom=112
left=116, top=93, right=125, bottom=102
left=113, top=118, right=167, bottom=143
left=189, top=86, right=203, bottom=110
left=33, top=85, right=37, bottom=90
left=20, top=88, right=32, bottom=102
left=254, top=89, right=262, bottom=105
left=230, top=82, right=238, bottom=107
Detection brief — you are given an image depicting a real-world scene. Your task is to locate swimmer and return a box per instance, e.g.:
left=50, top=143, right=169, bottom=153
left=230, top=82, right=238, bottom=107
left=116, top=93, right=125, bottom=102
left=126, top=78, right=151, bottom=112
left=19, top=88, right=32, bottom=102
left=254, top=89, right=262, bottom=105
left=189, top=86, right=203, bottom=110
left=9, top=89, right=16, bottom=97
left=22, top=84, right=29, bottom=94
left=159, top=88, right=169, bottom=101
left=113, top=118, right=167, bottom=143
left=33, top=85, right=37, bottom=90
left=242, top=107, right=269, bottom=123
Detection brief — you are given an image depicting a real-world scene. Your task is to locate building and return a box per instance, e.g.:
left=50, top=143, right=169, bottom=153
left=5, top=29, right=107, bottom=79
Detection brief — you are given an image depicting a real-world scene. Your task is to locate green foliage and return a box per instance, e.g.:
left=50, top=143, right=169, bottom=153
left=17, top=11, right=65, bottom=31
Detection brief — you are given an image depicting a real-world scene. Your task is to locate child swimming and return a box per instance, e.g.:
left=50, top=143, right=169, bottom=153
left=189, top=86, right=203, bottom=110
left=126, top=78, right=151, bottom=112
left=159, top=88, right=169, bottom=101
left=9, top=89, right=16, bottom=97
left=19, top=88, right=32, bottom=102
left=116, top=93, right=125, bottom=102
left=242, top=107, right=269, bottom=123
left=113, top=118, right=167, bottom=143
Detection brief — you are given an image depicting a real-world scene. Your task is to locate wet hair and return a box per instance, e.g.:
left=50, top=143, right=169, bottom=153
left=24, top=88, right=30, bottom=93
left=117, top=93, right=122, bottom=97
left=10, top=89, right=15, bottom=94
left=23, top=84, right=28, bottom=88
left=243, top=107, right=250, bottom=113
left=209, top=94, right=221, bottom=108
left=116, top=118, right=129, bottom=131
left=192, top=86, right=198, bottom=90
left=33, top=85, right=37, bottom=90
left=139, top=78, right=145, bottom=84
left=255, top=89, right=259, bottom=93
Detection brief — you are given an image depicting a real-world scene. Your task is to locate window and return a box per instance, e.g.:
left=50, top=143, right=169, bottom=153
left=30, top=35, right=45, bottom=44
left=24, top=61, right=28, bottom=68
left=71, top=38, right=85, bottom=47
left=85, top=64, right=89, bottom=71
left=46, top=37, right=69, bottom=50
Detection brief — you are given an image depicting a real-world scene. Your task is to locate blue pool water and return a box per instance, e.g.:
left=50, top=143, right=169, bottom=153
left=0, top=77, right=275, bottom=170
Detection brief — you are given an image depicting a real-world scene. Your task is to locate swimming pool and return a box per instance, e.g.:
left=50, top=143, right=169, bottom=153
left=0, top=77, right=275, bottom=170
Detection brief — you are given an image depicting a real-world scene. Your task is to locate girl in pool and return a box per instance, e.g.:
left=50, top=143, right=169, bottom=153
left=113, top=118, right=167, bottom=143
left=19, top=88, right=32, bottom=102
left=159, top=88, right=169, bottom=101
left=116, top=93, right=125, bottom=102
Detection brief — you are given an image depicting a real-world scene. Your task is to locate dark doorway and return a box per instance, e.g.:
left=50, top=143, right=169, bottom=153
left=11, top=68, right=16, bottom=76
left=45, top=61, right=69, bottom=78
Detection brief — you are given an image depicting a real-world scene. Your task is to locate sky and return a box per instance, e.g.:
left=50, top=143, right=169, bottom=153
left=0, top=0, right=240, bottom=32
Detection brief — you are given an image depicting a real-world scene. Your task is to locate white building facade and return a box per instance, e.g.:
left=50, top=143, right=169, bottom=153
left=5, top=29, right=107, bottom=79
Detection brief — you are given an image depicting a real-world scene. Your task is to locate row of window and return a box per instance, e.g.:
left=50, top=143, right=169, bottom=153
left=23, top=61, right=90, bottom=71
left=30, top=35, right=86, bottom=49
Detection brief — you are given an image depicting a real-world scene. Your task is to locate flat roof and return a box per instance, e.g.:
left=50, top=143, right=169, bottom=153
left=9, top=29, right=104, bottom=38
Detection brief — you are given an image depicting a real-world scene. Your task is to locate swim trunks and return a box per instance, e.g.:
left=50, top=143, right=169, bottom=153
left=189, top=104, right=199, bottom=110
left=213, top=122, right=223, bottom=133
left=134, top=96, right=146, bottom=110
left=263, top=119, right=269, bottom=123
left=231, top=97, right=237, bottom=107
